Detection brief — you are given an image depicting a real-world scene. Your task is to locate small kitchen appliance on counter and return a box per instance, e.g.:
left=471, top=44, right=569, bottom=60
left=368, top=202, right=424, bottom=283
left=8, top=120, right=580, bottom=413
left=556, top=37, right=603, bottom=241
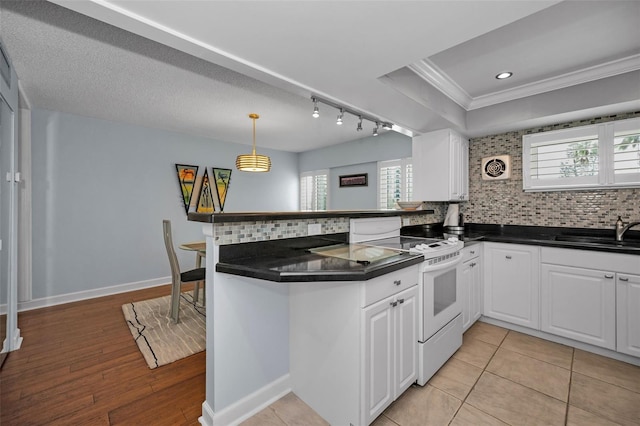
left=350, top=216, right=464, bottom=385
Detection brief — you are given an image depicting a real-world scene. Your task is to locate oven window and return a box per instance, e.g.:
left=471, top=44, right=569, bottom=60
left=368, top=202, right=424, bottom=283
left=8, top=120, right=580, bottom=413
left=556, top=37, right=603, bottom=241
left=433, top=268, right=456, bottom=316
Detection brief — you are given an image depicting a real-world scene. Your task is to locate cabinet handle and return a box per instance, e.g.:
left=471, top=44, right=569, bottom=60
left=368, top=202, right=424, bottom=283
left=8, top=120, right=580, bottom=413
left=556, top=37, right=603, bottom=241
left=470, top=262, right=476, bottom=267
left=394, top=280, right=401, bottom=286
left=398, top=298, right=405, bottom=304
left=470, top=251, right=475, bottom=255
left=604, top=274, right=614, bottom=279
left=619, top=277, right=629, bottom=282
left=505, top=255, right=512, bottom=260
left=390, top=301, right=398, bottom=307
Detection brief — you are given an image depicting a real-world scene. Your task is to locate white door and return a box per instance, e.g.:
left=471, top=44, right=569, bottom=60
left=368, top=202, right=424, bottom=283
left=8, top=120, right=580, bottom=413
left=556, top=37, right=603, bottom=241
left=394, top=286, right=418, bottom=397
left=617, top=273, right=640, bottom=357
left=541, top=264, right=616, bottom=350
left=484, top=243, right=539, bottom=329
left=363, top=297, right=393, bottom=424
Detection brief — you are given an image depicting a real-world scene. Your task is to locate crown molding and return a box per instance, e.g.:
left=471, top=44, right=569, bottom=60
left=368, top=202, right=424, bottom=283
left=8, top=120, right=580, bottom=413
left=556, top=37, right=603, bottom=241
left=408, top=60, right=473, bottom=110
left=409, top=54, right=640, bottom=111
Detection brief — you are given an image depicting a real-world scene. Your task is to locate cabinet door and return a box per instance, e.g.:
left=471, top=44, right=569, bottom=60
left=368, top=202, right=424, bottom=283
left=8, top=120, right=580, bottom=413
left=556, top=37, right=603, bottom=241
left=363, top=297, right=393, bottom=424
left=412, top=129, right=469, bottom=202
left=451, top=135, right=469, bottom=201
left=617, top=273, right=640, bottom=357
left=484, top=243, right=539, bottom=329
left=541, top=264, right=616, bottom=350
left=394, top=286, right=418, bottom=398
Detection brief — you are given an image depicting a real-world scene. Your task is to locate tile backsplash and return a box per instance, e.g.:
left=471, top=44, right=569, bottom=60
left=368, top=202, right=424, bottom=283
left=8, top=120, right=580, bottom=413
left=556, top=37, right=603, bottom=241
left=213, top=210, right=445, bottom=245
left=463, top=111, right=640, bottom=229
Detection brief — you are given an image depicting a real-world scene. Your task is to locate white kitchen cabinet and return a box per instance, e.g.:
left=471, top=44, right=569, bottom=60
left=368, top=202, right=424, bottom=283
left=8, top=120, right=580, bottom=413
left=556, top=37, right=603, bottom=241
left=483, top=243, right=539, bottom=329
left=540, top=264, right=616, bottom=350
left=363, top=285, right=418, bottom=424
left=617, top=273, right=640, bottom=357
left=459, top=244, right=482, bottom=331
left=412, top=128, right=469, bottom=202
left=289, top=264, right=419, bottom=426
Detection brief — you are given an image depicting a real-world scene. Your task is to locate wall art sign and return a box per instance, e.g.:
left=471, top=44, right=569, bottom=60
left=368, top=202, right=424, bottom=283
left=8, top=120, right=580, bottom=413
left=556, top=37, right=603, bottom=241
left=175, top=164, right=199, bottom=214
left=212, top=167, right=232, bottom=212
left=196, top=168, right=215, bottom=213
left=339, top=173, right=368, bottom=187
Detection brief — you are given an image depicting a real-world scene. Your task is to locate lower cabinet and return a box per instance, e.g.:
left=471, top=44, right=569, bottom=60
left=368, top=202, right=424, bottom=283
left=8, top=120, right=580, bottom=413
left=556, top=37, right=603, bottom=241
left=363, top=285, right=418, bottom=424
left=289, top=264, right=419, bottom=426
left=617, top=273, right=640, bottom=357
left=540, top=263, right=616, bottom=350
left=484, top=243, right=540, bottom=329
left=459, top=245, right=482, bottom=331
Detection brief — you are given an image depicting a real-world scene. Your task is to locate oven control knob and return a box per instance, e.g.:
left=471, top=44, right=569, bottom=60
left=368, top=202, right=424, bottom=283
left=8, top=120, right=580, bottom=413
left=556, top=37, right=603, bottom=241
left=447, top=236, right=459, bottom=242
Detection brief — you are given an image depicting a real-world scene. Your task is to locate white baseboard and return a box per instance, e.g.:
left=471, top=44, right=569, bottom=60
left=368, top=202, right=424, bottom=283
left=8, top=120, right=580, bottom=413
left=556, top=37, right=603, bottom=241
left=479, top=317, right=640, bottom=367
left=202, top=374, right=292, bottom=426
left=9, top=276, right=170, bottom=313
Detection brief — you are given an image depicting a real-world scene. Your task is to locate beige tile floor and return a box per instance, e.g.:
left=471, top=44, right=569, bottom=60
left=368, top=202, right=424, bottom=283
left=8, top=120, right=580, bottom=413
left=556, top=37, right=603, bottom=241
left=240, top=322, right=640, bottom=425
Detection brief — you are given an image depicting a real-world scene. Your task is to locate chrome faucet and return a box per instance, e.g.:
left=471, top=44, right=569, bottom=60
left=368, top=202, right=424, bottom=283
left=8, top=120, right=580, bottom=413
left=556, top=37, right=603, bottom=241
left=615, top=216, right=640, bottom=241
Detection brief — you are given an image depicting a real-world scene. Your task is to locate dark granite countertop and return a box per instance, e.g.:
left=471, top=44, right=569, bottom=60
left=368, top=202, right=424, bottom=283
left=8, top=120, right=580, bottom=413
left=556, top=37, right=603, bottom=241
left=401, top=223, right=640, bottom=256
left=188, top=209, right=434, bottom=223
left=215, top=234, right=424, bottom=282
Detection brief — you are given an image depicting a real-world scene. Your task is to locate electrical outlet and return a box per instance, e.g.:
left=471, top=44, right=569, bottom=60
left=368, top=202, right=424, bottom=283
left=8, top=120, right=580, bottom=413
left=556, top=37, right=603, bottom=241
left=307, top=223, right=321, bottom=235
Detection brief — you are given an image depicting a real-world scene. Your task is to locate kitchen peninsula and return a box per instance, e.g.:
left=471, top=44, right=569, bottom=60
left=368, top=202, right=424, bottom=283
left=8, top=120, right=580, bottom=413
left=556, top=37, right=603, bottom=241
left=188, top=209, right=438, bottom=426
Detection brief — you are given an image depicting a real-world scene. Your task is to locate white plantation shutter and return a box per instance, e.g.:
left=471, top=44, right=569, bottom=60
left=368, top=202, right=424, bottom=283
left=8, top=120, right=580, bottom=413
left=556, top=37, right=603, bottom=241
left=300, top=170, right=328, bottom=210
left=378, top=158, right=412, bottom=209
left=523, top=117, right=640, bottom=191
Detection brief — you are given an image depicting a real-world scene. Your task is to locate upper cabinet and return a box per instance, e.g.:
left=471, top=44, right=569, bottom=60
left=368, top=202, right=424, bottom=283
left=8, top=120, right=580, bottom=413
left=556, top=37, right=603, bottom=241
left=412, top=129, right=469, bottom=202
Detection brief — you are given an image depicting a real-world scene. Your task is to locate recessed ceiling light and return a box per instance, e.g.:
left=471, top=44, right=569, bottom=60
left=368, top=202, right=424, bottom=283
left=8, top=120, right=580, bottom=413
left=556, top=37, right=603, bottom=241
left=495, top=72, right=513, bottom=80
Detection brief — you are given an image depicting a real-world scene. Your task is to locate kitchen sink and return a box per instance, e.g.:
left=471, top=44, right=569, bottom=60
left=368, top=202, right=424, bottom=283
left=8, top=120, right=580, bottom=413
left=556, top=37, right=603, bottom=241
left=554, top=235, right=640, bottom=248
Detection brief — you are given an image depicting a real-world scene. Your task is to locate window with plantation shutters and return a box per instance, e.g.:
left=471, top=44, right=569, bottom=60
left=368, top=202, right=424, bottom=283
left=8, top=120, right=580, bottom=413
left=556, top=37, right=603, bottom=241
left=378, top=158, right=412, bottom=209
left=300, top=170, right=329, bottom=211
left=523, top=117, right=640, bottom=191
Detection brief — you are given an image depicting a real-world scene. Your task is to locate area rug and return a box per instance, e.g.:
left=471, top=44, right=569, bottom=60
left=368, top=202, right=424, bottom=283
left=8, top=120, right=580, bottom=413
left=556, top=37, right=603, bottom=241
left=122, top=292, right=206, bottom=369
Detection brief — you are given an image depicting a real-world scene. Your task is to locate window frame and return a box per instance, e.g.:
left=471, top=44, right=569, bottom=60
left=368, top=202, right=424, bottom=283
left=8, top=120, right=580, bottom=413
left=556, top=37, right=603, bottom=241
left=523, top=117, right=640, bottom=192
left=377, top=157, right=413, bottom=210
left=300, top=169, right=329, bottom=211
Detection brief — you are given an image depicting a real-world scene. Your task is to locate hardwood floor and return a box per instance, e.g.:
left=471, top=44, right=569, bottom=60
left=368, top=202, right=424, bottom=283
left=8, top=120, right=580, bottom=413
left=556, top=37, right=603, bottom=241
left=0, top=284, right=205, bottom=425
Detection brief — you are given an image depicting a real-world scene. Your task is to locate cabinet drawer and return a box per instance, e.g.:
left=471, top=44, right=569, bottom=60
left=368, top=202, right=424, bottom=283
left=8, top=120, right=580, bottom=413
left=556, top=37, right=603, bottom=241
left=462, top=244, right=480, bottom=263
left=361, top=265, right=419, bottom=307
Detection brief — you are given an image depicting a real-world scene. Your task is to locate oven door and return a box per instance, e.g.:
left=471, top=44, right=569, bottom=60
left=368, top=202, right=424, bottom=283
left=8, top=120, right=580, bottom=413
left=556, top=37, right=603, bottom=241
left=420, top=257, right=462, bottom=342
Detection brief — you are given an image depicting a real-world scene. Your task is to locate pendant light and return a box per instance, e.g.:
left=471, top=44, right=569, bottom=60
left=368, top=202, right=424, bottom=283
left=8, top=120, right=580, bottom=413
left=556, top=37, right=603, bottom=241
left=236, top=113, right=271, bottom=172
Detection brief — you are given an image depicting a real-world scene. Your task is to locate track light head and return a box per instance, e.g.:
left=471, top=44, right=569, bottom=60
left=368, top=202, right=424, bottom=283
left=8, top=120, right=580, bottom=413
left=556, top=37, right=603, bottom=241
left=356, top=116, right=363, bottom=131
left=337, top=109, right=344, bottom=125
left=382, top=122, right=392, bottom=130
left=312, top=97, right=319, bottom=118
left=373, top=122, right=379, bottom=136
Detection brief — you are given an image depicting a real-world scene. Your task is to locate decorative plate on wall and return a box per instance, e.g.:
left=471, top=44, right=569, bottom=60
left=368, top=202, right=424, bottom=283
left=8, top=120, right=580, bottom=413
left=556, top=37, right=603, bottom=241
left=481, top=155, right=511, bottom=180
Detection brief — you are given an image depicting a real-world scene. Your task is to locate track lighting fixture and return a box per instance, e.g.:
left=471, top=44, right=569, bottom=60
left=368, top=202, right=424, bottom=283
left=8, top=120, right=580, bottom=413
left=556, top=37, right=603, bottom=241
left=310, top=95, right=394, bottom=135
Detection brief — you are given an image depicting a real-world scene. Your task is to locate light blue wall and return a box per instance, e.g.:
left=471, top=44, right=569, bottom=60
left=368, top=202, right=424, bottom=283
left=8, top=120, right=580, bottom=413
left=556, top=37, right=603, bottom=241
left=30, top=109, right=298, bottom=299
left=300, top=131, right=411, bottom=210
left=298, top=131, right=411, bottom=172
left=330, top=163, right=378, bottom=210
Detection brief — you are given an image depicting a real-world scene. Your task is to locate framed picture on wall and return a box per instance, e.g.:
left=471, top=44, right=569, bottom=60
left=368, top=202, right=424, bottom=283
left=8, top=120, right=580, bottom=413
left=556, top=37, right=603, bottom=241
left=175, top=164, right=199, bottom=215
left=339, top=173, right=368, bottom=187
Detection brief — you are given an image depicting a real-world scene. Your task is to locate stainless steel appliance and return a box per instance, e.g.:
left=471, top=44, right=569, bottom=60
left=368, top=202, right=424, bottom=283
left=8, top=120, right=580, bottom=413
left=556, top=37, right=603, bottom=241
left=350, top=217, right=464, bottom=385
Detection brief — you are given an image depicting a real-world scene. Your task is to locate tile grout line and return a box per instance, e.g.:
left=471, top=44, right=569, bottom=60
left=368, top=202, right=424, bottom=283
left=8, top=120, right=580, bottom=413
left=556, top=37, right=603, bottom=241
left=446, top=328, right=510, bottom=425
left=564, top=347, right=575, bottom=426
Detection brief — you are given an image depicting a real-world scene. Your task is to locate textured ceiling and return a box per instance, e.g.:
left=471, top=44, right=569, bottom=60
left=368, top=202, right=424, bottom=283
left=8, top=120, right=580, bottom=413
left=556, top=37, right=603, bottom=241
left=2, top=0, right=639, bottom=153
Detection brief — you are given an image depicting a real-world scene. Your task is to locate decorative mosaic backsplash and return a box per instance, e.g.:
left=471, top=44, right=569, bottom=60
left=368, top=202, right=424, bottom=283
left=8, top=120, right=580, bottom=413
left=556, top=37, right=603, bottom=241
left=462, top=111, right=640, bottom=229
left=214, top=210, right=445, bottom=245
